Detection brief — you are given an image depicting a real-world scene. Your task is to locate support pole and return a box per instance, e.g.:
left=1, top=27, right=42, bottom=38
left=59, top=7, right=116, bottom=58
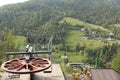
left=30, top=73, right=34, bottom=80
left=6, top=55, right=9, bottom=61
left=95, top=57, right=99, bottom=68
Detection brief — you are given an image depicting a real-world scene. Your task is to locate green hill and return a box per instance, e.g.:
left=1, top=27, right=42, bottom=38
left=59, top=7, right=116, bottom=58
left=60, top=17, right=110, bottom=32
left=59, top=17, right=110, bottom=49
left=0, top=0, right=119, bottom=35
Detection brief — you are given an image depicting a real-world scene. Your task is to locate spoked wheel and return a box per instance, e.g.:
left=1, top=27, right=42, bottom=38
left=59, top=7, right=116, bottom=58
left=1, top=58, right=51, bottom=74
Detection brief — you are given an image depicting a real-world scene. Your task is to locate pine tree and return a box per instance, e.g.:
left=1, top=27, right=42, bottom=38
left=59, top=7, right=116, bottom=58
left=2, top=30, right=16, bottom=52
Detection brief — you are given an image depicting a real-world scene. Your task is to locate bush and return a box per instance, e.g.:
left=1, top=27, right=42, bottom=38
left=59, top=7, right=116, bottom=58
left=66, top=66, right=73, bottom=73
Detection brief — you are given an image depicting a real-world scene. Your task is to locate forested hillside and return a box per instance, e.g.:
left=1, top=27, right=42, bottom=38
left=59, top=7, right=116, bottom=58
left=0, top=0, right=120, bottom=72
left=0, top=0, right=120, bottom=35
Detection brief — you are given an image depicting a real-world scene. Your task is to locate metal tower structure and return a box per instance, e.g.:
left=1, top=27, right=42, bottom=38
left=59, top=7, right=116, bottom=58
left=1, top=30, right=53, bottom=80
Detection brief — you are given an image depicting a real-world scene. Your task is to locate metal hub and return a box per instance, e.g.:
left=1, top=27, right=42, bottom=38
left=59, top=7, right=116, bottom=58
left=1, top=57, right=51, bottom=74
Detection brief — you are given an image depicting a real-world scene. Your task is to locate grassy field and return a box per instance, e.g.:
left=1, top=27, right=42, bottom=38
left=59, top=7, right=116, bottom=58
left=60, top=17, right=110, bottom=32
left=65, top=30, right=84, bottom=45
left=51, top=29, right=105, bottom=63
left=53, top=17, right=109, bottom=63
left=65, top=30, right=104, bottom=49
left=59, top=17, right=110, bottom=49
left=51, top=51, right=86, bottom=63
left=111, top=24, right=120, bottom=27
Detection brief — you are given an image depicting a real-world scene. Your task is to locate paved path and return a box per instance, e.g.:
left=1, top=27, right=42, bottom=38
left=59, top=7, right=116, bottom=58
left=34, top=64, right=65, bottom=80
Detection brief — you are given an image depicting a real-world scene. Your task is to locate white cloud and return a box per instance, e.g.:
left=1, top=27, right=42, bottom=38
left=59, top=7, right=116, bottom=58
left=0, top=0, right=29, bottom=7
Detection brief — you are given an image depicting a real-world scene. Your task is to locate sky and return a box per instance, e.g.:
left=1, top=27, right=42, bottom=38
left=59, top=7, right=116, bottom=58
left=0, top=0, right=29, bottom=7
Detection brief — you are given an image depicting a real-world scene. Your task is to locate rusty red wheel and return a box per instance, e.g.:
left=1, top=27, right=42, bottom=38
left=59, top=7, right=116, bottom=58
left=1, top=58, right=51, bottom=74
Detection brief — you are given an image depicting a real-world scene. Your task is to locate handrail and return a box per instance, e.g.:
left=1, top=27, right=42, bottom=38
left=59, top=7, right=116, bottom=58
left=5, top=51, right=52, bottom=55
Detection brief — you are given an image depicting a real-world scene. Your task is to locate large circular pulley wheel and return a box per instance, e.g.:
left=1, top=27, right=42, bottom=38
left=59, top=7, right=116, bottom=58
left=1, top=58, right=51, bottom=74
